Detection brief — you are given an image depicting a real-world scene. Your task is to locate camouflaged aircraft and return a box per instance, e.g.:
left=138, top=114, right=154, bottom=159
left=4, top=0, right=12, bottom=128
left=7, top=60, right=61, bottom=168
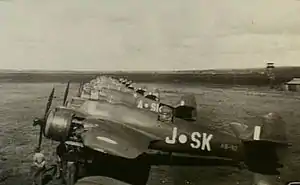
left=77, top=77, right=197, bottom=122
left=31, top=80, right=290, bottom=185
left=79, top=76, right=159, bottom=104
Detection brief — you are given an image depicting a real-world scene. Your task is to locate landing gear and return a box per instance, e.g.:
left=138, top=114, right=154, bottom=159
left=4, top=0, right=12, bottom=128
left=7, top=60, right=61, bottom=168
left=56, top=144, right=79, bottom=185
left=37, top=143, right=151, bottom=185
left=61, top=161, right=77, bottom=185
left=85, top=157, right=151, bottom=185
left=58, top=158, right=150, bottom=185
left=126, top=163, right=150, bottom=185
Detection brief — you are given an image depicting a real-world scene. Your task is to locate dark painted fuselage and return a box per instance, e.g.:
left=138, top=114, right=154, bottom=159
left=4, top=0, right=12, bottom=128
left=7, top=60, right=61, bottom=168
left=69, top=99, right=244, bottom=163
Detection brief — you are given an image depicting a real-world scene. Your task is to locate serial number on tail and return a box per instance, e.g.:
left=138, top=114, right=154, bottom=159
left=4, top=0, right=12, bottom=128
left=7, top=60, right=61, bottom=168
left=165, top=127, right=213, bottom=151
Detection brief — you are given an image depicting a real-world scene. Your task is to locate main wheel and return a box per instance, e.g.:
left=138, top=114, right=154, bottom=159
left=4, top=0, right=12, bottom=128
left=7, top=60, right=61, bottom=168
left=75, top=176, right=131, bottom=185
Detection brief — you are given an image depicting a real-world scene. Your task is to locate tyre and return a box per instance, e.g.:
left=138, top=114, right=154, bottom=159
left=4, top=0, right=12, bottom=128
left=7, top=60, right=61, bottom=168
left=75, top=176, right=131, bottom=185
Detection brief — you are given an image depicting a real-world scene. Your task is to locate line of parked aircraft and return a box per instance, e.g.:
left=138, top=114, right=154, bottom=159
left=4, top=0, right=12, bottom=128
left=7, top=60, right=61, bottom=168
left=31, top=75, right=291, bottom=185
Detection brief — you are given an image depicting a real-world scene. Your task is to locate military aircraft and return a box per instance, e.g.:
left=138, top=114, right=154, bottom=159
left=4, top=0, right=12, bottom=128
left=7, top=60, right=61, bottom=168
left=76, top=78, right=197, bottom=122
left=32, top=78, right=290, bottom=185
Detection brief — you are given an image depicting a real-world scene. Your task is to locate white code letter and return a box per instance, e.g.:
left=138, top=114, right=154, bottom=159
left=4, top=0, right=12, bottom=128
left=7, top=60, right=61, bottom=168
left=201, top=133, right=213, bottom=151
left=191, top=132, right=201, bottom=149
left=150, top=103, right=156, bottom=112
left=156, top=103, right=160, bottom=112
left=137, top=100, right=143, bottom=109
left=165, top=127, right=177, bottom=144
left=158, top=106, right=163, bottom=113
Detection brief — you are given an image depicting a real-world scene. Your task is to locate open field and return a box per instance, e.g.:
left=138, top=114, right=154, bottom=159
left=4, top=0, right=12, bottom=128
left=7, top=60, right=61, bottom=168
left=0, top=82, right=299, bottom=185
left=0, top=66, right=300, bottom=86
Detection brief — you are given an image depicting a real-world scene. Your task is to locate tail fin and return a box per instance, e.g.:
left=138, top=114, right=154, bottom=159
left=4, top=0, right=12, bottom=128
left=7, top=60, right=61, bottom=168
left=230, top=112, right=288, bottom=144
left=173, top=94, right=197, bottom=121
left=230, top=112, right=290, bottom=176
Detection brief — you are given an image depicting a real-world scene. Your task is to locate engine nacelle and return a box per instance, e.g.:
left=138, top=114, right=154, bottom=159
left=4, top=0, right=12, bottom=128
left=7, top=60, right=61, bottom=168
left=44, top=107, right=75, bottom=142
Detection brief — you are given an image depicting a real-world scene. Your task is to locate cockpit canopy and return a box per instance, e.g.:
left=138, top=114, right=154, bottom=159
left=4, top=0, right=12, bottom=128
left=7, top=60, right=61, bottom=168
left=144, top=89, right=160, bottom=101
left=68, top=97, right=86, bottom=109
left=136, top=88, right=146, bottom=96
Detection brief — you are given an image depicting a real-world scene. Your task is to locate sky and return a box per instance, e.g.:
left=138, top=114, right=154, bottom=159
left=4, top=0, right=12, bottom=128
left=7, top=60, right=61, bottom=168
left=0, top=0, right=300, bottom=71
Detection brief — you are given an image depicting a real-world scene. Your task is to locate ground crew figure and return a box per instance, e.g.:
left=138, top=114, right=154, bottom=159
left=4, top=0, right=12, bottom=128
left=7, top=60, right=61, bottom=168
left=32, top=148, right=46, bottom=185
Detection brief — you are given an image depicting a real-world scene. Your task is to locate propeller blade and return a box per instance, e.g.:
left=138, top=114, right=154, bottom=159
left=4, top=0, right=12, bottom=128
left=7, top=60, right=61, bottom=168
left=37, top=123, right=43, bottom=152
left=33, top=87, right=55, bottom=153
left=33, top=117, right=44, bottom=152
left=63, top=81, right=70, bottom=106
left=44, top=87, right=55, bottom=120
left=77, top=82, right=83, bottom=97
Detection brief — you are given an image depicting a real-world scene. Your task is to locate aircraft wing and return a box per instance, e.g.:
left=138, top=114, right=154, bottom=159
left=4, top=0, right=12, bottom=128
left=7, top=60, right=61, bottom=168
left=81, top=117, right=154, bottom=159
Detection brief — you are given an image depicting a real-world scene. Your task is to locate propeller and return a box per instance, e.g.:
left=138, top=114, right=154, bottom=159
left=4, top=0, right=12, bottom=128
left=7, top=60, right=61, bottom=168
left=33, top=87, right=55, bottom=152
left=63, top=81, right=70, bottom=106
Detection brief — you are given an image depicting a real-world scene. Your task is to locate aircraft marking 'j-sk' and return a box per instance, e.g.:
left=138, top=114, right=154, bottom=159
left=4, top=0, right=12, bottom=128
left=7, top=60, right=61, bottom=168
left=165, top=127, right=214, bottom=151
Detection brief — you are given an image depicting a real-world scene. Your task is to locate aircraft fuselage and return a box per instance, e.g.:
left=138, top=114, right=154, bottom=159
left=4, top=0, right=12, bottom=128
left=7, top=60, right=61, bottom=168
left=74, top=99, right=244, bottom=162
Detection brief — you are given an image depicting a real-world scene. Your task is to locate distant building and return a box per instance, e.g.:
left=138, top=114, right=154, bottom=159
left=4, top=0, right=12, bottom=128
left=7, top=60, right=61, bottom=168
left=284, top=78, right=300, bottom=92
left=265, top=62, right=275, bottom=89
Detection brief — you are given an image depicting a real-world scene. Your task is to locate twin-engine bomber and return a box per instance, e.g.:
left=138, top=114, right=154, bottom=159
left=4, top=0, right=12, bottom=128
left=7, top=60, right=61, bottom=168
left=31, top=76, right=291, bottom=185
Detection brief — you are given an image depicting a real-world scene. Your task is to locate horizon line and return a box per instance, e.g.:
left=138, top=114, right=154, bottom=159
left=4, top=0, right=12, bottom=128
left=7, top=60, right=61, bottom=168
left=0, top=65, right=299, bottom=73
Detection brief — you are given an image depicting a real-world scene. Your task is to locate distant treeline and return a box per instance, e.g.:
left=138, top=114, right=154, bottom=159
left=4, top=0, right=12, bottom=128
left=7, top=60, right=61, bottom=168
left=0, top=67, right=299, bottom=86
left=0, top=72, right=97, bottom=83
left=110, top=73, right=291, bottom=86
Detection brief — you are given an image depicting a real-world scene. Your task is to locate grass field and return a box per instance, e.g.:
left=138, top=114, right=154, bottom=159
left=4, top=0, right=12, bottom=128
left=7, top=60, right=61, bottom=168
left=0, top=82, right=299, bottom=185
